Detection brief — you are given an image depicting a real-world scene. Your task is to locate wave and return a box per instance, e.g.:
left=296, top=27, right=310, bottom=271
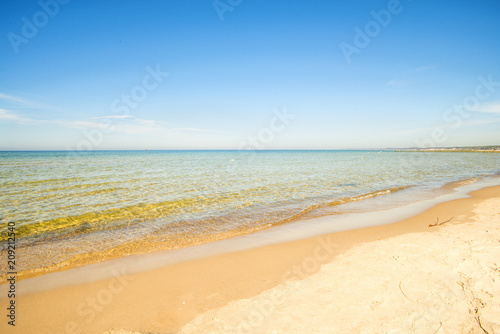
left=325, top=186, right=412, bottom=206
left=439, top=176, right=482, bottom=191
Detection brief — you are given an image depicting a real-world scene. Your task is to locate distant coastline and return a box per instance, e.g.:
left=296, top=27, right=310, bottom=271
left=1, top=147, right=500, bottom=152
left=395, top=145, right=500, bottom=153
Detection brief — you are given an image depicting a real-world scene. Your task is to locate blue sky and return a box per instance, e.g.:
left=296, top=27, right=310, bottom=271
left=1, top=0, right=499, bottom=150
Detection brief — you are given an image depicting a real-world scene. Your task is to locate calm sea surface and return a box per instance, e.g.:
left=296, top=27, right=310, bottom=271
left=1, top=150, right=499, bottom=279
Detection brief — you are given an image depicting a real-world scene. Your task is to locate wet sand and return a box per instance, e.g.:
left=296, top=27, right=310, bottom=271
left=0, top=185, right=499, bottom=333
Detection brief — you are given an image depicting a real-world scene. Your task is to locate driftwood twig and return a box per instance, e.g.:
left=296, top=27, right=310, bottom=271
left=399, top=275, right=414, bottom=302
left=476, top=315, right=490, bottom=334
left=429, top=216, right=454, bottom=227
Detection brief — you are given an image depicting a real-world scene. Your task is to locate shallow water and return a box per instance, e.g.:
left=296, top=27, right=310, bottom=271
left=0, top=150, right=499, bottom=280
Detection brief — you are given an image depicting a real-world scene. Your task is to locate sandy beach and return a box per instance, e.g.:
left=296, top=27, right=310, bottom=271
left=1, top=185, right=499, bottom=334
left=3, top=1, right=499, bottom=333
left=180, top=187, right=500, bottom=334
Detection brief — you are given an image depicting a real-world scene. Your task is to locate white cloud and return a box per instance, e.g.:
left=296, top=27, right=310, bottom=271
left=0, top=109, right=33, bottom=122
left=0, top=93, right=30, bottom=104
left=133, top=118, right=168, bottom=126
left=0, top=108, right=224, bottom=140
left=459, top=118, right=500, bottom=127
left=0, top=92, right=44, bottom=109
left=52, top=119, right=104, bottom=129
left=0, top=109, right=108, bottom=131
left=0, top=92, right=64, bottom=114
left=473, top=102, right=500, bottom=114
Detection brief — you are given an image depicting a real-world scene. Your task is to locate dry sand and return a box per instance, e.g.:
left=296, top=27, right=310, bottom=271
left=1, top=186, right=499, bottom=334
left=180, top=193, right=500, bottom=333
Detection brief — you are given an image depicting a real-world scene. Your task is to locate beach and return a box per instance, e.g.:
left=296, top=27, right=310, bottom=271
left=2, top=0, right=499, bottom=332
left=1, top=183, right=499, bottom=333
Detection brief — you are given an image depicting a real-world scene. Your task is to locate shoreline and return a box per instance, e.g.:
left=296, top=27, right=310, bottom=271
left=0, top=184, right=416, bottom=284
left=0, top=182, right=499, bottom=333
left=3, top=175, right=497, bottom=286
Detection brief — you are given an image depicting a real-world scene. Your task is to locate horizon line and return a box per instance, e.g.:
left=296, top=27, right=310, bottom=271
left=1, top=145, right=499, bottom=153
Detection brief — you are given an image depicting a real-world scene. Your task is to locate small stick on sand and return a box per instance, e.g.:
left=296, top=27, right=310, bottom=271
left=432, top=322, right=443, bottom=334
left=399, top=275, right=414, bottom=302
left=429, top=216, right=454, bottom=227
left=476, top=315, right=490, bottom=334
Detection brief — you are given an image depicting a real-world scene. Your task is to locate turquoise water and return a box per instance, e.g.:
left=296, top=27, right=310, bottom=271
left=0, top=150, right=499, bottom=279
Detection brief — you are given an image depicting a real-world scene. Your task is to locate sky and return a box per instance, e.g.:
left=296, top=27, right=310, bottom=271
left=0, top=0, right=499, bottom=150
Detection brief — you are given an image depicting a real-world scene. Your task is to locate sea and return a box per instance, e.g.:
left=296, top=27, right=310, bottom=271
left=1, top=150, right=499, bottom=281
